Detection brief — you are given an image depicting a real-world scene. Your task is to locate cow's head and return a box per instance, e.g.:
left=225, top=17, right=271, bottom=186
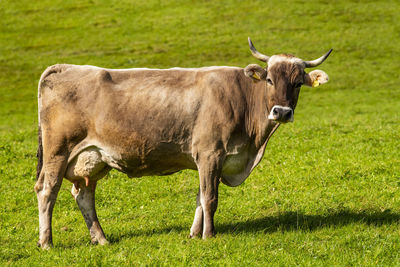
left=244, top=37, right=332, bottom=123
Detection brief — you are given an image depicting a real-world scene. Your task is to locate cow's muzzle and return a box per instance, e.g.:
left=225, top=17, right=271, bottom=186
left=268, top=105, right=294, bottom=123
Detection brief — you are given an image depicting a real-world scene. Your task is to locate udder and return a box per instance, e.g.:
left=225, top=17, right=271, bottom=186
left=65, top=147, right=111, bottom=185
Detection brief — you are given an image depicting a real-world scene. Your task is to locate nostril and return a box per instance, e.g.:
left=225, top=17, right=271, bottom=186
left=284, top=110, right=292, bottom=120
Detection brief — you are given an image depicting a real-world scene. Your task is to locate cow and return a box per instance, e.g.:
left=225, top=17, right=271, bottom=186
left=35, top=37, right=332, bottom=248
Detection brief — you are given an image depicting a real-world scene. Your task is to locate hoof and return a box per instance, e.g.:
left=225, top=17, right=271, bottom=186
left=189, top=233, right=201, bottom=239
left=91, top=238, right=109, bottom=245
left=98, top=239, right=109, bottom=245
left=37, top=241, right=52, bottom=250
left=189, top=227, right=202, bottom=238
left=202, top=232, right=216, bottom=239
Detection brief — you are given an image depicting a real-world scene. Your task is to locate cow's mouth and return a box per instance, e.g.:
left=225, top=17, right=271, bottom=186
left=268, top=105, right=294, bottom=123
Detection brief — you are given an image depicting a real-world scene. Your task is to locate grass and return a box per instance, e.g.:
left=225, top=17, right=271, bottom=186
left=1, top=0, right=399, bottom=265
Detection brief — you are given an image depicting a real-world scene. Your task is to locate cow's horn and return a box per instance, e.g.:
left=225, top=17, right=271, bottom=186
left=303, top=49, right=333, bottom=68
left=248, top=37, right=270, bottom=63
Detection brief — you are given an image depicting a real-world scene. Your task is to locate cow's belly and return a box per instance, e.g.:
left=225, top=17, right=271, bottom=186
left=66, top=137, right=266, bottom=186
left=66, top=140, right=196, bottom=181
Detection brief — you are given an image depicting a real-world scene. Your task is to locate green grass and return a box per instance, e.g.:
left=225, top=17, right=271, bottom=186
left=1, top=0, right=400, bottom=265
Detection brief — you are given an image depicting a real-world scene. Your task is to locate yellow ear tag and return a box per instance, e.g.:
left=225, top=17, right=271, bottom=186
left=312, top=80, right=320, bottom=88
left=252, top=73, right=261, bottom=81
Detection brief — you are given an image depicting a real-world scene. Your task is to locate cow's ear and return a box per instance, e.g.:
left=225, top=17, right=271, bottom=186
left=304, top=70, right=329, bottom=87
left=244, top=64, right=267, bottom=82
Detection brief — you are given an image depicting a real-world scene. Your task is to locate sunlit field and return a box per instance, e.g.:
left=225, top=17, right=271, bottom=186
left=1, top=0, right=399, bottom=265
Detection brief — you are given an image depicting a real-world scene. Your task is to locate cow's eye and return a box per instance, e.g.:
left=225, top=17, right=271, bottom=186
left=267, top=78, right=273, bottom=85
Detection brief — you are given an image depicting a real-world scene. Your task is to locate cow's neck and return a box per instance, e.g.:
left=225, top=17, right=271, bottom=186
left=245, top=81, right=278, bottom=149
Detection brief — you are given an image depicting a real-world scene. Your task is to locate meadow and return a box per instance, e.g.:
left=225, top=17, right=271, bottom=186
left=0, top=0, right=399, bottom=265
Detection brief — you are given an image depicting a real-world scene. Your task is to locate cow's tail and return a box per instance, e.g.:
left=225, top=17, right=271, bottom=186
left=36, top=126, right=43, bottom=180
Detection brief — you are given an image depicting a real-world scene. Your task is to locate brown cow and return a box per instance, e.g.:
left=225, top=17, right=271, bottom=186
left=35, top=38, right=332, bottom=248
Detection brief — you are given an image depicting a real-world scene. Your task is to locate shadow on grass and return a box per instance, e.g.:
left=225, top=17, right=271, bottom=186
left=108, top=209, right=400, bottom=243
left=218, top=209, right=400, bottom=235
left=107, top=225, right=187, bottom=243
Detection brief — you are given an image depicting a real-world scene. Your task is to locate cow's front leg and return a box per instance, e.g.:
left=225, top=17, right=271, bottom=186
left=71, top=180, right=108, bottom=245
left=190, top=188, right=203, bottom=238
left=196, top=153, right=223, bottom=239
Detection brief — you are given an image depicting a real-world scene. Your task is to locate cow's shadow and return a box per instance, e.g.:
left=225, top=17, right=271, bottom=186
left=217, top=209, right=400, bottom=235
left=108, top=209, right=400, bottom=243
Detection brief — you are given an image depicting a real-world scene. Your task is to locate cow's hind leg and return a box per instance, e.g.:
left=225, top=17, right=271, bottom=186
left=34, top=155, right=67, bottom=249
left=190, top=188, right=203, bottom=238
left=67, top=148, right=110, bottom=245
left=71, top=180, right=108, bottom=245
